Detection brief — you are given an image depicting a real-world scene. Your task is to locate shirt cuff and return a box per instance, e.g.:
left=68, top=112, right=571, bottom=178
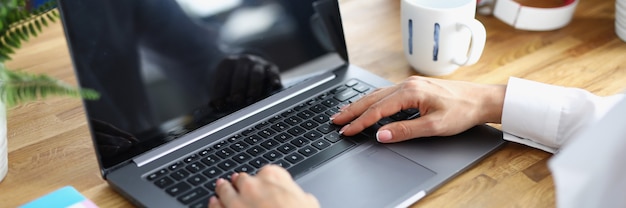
left=501, top=77, right=564, bottom=152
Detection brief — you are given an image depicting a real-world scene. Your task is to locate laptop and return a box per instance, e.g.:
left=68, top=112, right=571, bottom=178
left=57, top=0, right=505, bottom=207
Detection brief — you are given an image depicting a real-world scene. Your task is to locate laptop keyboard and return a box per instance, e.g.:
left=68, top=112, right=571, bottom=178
left=144, top=79, right=420, bottom=207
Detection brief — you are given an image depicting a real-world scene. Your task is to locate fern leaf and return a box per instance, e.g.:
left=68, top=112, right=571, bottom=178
left=28, top=23, right=36, bottom=37
left=40, top=16, right=48, bottom=27
left=46, top=13, right=55, bottom=23
left=0, top=67, right=100, bottom=107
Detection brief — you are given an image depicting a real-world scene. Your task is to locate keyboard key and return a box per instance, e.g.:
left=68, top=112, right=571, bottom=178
left=246, top=145, right=266, bottom=156
left=170, top=169, right=191, bottom=181
left=311, top=139, right=331, bottom=150
left=200, top=154, right=221, bottom=166
left=353, top=83, right=370, bottom=93
left=274, top=133, right=291, bottom=142
left=234, top=164, right=256, bottom=174
left=325, top=132, right=341, bottom=143
left=232, top=152, right=252, bottom=163
left=290, top=137, right=309, bottom=147
left=217, top=159, right=237, bottom=171
left=197, top=148, right=213, bottom=157
left=202, top=167, right=222, bottom=179
left=166, top=182, right=191, bottom=197
left=300, top=120, right=317, bottom=130
left=390, top=111, right=409, bottom=121
left=154, top=176, right=174, bottom=188
left=309, top=104, right=327, bottom=113
left=261, top=139, right=279, bottom=149
left=255, top=121, right=270, bottom=130
left=241, top=127, right=256, bottom=136
left=169, top=162, right=184, bottom=171
left=345, top=79, right=359, bottom=87
left=299, top=146, right=318, bottom=157
left=321, top=98, right=339, bottom=107
left=257, top=128, right=276, bottom=138
left=273, top=159, right=291, bottom=168
left=334, top=89, right=358, bottom=102
left=185, top=162, right=206, bottom=173
left=304, top=130, right=323, bottom=141
left=268, top=115, right=281, bottom=123
left=216, top=148, right=235, bottom=159
left=212, top=140, right=228, bottom=149
left=226, top=134, right=241, bottom=143
left=248, top=158, right=270, bottom=168
left=287, top=126, right=306, bottom=136
left=147, top=168, right=168, bottom=181
left=284, top=116, right=302, bottom=125
left=189, top=197, right=210, bottom=208
left=244, top=135, right=263, bottom=145
left=178, top=187, right=210, bottom=205
left=271, top=122, right=290, bottom=132
left=229, top=141, right=249, bottom=152
left=285, top=152, right=305, bottom=164
left=331, top=86, right=348, bottom=94
left=187, top=174, right=208, bottom=186
left=205, top=180, right=217, bottom=191
left=316, top=124, right=334, bottom=134
left=281, top=109, right=296, bottom=117
left=277, top=144, right=297, bottom=154
left=313, top=114, right=329, bottom=123
left=297, top=110, right=314, bottom=119
left=263, top=150, right=283, bottom=161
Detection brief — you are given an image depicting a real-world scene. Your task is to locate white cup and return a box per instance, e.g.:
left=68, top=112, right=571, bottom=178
left=401, top=0, right=486, bottom=76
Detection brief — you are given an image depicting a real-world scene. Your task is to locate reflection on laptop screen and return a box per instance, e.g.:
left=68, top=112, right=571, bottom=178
left=60, top=0, right=347, bottom=169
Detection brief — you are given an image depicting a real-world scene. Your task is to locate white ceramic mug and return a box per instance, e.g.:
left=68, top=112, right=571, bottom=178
left=401, top=0, right=486, bottom=76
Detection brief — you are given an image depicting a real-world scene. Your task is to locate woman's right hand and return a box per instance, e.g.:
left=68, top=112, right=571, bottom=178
left=331, top=76, right=506, bottom=143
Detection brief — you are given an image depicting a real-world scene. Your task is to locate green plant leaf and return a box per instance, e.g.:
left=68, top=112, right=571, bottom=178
left=0, top=66, right=100, bottom=107
left=28, top=23, right=37, bottom=37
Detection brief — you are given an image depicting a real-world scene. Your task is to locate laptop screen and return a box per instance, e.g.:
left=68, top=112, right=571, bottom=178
left=58, top=0, right=347, bottom=169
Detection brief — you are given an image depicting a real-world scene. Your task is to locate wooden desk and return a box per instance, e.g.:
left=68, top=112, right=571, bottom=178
left=1, top=0, right=624, bottom=207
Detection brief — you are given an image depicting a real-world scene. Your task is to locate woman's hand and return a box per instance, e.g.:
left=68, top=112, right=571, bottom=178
left=210, top=165, right=320, bottom=208
left=331, top=76, right=505, bottom=143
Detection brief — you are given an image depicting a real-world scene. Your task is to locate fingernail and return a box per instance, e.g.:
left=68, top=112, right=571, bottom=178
left=376, top=130, right=392, bottom=142
left=216, top=178, right=225, bottom=185
left=330, top=113, right=339, bottom=121
left=209, top=196, right=219, bottom=204
left=339, top=124, right=350, bottom=135
left=339, top=104, right=350, bottom=111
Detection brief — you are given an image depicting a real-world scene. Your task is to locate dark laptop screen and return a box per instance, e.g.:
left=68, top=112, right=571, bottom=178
left=58, top=0, right=347, bottom=169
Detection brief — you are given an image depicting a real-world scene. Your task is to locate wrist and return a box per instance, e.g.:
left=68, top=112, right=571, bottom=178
left=480, top=84, right=506, bottom=124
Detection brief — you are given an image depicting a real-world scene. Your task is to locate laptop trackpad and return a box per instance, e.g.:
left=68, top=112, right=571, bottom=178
left=298, top=145, right=436, bottom=208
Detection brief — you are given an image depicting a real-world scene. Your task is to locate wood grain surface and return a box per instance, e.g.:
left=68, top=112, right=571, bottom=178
left=1, top=0, right=624, bottom=207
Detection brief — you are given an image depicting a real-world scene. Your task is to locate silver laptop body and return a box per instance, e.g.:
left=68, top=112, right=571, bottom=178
left=58, top=0, right=505, bottom=207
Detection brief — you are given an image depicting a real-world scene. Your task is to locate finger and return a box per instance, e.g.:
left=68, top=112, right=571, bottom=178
left=331, top=86, right=396, bottom=125
left=214, top=178, right=238, bottom=207
left=233, top=172, right=253, bottom=192
left=208, top=196, right=224, bottom=208
left=339, top=90, right=411, bottom=136
left=375, top=113, right=444, bottom=143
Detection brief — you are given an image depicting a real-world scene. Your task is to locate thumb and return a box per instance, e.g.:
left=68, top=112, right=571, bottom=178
left=375, top=114, right=443, bottom=143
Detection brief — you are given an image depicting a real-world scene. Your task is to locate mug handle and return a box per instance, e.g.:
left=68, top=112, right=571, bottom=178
left=453, top=19, right=486, bottom=65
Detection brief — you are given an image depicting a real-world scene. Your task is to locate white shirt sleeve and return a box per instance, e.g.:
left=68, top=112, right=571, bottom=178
left=500, top=77, right=624, bottom=153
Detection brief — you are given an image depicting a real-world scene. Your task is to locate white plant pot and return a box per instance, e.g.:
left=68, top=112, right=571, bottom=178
left=0, top=100, right=7, bottom=183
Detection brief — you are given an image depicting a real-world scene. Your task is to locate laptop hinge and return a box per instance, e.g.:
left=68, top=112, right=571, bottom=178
left=133, top=72, right=337, bottom=167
